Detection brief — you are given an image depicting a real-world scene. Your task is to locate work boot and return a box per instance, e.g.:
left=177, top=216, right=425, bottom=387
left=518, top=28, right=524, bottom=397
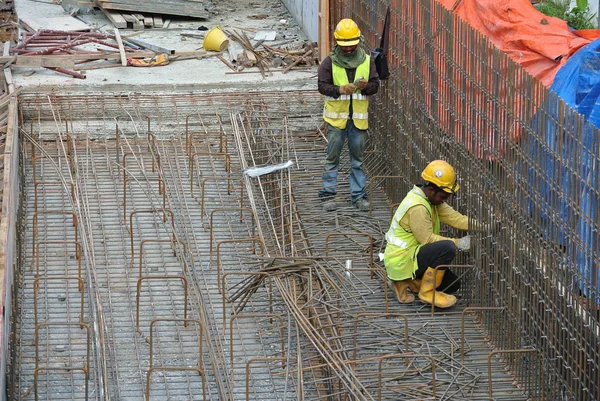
left=322, top=199, right=337, bottom=211
left=353, top=197, right=370, bottom=211
left=407, top=279, right=421, bottom=293
left=418, top=267, right=457, bottom=308
left=389, top=279, right=415, bottom=303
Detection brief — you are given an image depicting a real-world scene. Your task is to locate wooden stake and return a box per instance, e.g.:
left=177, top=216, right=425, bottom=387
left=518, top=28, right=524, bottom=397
left=113, top=28, right=128, bottom=66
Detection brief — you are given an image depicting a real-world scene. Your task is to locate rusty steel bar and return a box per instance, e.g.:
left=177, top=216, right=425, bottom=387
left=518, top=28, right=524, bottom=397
left=32, top=154, right=73, bottom=182
left=34, top=322, right=91, bottom=400
left=34, top=240, right=81, bottom=279
left=149, top=318, right=203, bottom=368
left=189, top=151, right=231, bottom=184
left=128, top=209, right=175, bottom=261
left=222, top=271, right=270, bottom=335
left=487, top=349, right=538, bottom=399
left=185, top=113, right=227, bottom=155
left=245, top=358, right=287, bottom=401
left=34, top=181, right=75, bottom=211
left=352, top=313, right=409, bottom=360
left=460, top=307, right=505, bottom=365
left=33, top=277, right=85, bottom=326
left=209, top=207, right=257, bottom=267
left=368, top=176, right=402, bottom=216
left=145, top=366, right=206, bottom=401
left=136, top=275, right=189, bottom=339
left=138, top=238, right=188, bottom=276
left=230, top=314, right=285, bottom=370
left=377, top=353, right=437, bottom=401
left=325, top=232, right=374, bottom=278
left=216, top=238, right=264, bottom=294
left=32, top=211, right=78, bottom=265
left=196, top=177, right=244, bottom=219
left=122, top=151, right=164, bottom=226
left=33, top=367, right=89, bottom=401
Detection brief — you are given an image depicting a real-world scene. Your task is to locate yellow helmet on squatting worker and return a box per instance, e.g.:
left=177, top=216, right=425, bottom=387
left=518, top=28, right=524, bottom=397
left=334, top=19, right=361, bottom=46
left=421, top=160, right=460, bottom=194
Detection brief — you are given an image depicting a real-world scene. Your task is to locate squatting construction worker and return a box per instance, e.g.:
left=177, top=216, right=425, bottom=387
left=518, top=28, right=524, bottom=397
left=383, top=160, right=478, bottom=308
left=317, top=18, right=380, bottom=212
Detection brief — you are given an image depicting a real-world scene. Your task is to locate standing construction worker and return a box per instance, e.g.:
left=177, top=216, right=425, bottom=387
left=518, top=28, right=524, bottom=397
left=318, top=18, right=380, bottom=212
left=383, top=160, right=477, bottom=308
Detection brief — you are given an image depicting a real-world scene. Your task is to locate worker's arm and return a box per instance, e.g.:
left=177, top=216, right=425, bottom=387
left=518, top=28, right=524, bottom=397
left=403, top=205, right=458, bottom=246
left=318, top=57, right=342, bottom=98
left=359, top=55, right=380, bottom=96
left=437, top=202, right=480, bottom=231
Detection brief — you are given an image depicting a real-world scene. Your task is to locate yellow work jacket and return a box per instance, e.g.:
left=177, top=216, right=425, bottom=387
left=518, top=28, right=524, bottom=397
left=323, top=56, right=370, bottom=130
left=383, top=186, right=441, bottom=280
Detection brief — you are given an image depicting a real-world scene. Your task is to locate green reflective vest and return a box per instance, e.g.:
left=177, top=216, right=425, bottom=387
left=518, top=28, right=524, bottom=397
left=323, top=56, right=370, bottom=130
left=383, top=186, right=441, bottom=280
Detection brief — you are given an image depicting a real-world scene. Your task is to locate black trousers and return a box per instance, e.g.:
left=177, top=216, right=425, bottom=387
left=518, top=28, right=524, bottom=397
left=415, top=240, right=461, bottom=293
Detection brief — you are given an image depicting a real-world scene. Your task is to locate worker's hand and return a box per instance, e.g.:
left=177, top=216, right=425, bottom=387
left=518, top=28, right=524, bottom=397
left=456, top=236, right=471, bottom=251
left=339, top=83, right=356, bottom=95
left=355, top=78, right=368, bottom=90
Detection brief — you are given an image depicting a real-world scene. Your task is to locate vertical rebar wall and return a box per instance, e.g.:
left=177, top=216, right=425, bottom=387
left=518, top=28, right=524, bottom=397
left=333, top=0, right=599, bottom=399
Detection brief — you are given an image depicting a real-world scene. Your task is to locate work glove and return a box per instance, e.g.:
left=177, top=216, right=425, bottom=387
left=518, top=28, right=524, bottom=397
left=456, top=236, right=471, bottom=251
left=355, top=78, right=368, bottom=91
left=339, top=83, right=356, bottom=95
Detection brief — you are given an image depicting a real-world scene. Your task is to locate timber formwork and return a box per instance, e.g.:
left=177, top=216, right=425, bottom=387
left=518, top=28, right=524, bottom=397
left=7, top=91, right=543, bottom=401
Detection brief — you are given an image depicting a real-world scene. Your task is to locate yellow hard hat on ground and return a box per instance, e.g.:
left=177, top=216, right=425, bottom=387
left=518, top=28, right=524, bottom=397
left=334, top=19, right=361, bottom=46
left=421, top=160, right=460, bottom=193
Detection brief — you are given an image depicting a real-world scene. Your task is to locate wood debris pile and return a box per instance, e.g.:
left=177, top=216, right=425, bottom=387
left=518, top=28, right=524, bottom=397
left=101, top=10, right=168, bottom=30
left=222, top=30, right=318, bottom=77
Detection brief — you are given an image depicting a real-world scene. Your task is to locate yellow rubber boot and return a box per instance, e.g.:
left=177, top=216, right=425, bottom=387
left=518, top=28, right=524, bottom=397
left=418, top=267, right=456, bottom=308
left=389, top=280, right=415, bottom=303
left=407, top=279, right=421, bottom=293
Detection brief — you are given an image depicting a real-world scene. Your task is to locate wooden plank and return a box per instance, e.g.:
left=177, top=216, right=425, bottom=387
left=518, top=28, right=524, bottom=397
left=143, top=17, right=154, bottom=28
left=100, top=8, right=127, bottom=29
left=19, top=15, right=91, bottom=32
left=121, top=13, right=134, bottom=29
left=153, top=16, right=163, bottom=28
left=122, top=37, right=175, bottom=54
left=13, top=56, right=75, bottom=69
left=97, top=0, right=209, bottom=19
left=113, top=28, right=128, bottom=66
left=318, top=0, right=329, bottom=61
left=131, top=15, right=144, bottom=30
left=122, top=14, right=135, bottom=23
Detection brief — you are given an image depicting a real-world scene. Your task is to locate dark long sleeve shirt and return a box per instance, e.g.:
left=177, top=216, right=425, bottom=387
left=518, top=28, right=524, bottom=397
left=317, top=55, right=380, bottom=98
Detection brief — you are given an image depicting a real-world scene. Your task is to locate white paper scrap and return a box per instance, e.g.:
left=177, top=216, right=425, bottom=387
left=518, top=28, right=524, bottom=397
left=244, top=160, right=293, bottom=177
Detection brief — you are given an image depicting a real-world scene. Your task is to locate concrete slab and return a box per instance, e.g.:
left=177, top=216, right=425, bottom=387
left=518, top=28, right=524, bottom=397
left=12, top=0, right=319, bottom=94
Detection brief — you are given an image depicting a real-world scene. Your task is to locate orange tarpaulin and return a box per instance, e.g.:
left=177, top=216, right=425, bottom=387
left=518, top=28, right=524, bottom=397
left=418, top=0, right=599, bottom=159
left=438, top=0, right=591, bottom=86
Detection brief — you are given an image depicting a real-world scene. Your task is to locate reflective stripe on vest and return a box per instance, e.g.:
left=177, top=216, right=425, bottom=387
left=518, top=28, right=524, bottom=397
left=385, top=187, right=441, bottom=249
left=323, top=55, right=371, bottom=130
left=384, top=186, right=442, bottom=280
left=323, top=110, right=350, bottom=119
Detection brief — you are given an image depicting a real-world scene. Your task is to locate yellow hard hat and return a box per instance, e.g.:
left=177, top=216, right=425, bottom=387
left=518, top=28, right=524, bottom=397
left=421, top=160, right=460, bottom=193
left=334, top=18, right=361, bottom=46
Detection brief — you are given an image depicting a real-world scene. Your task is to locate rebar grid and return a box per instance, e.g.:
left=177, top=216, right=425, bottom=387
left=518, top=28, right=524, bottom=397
left=332, top=0, right=599, bottom=399
left=8, top=90, right=560, bottom=401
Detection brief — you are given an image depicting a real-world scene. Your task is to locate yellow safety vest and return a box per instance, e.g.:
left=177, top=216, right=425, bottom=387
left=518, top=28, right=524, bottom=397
left=323, top=56, right=370, bottom=130
left=383, top=186, right=441, bottom=280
